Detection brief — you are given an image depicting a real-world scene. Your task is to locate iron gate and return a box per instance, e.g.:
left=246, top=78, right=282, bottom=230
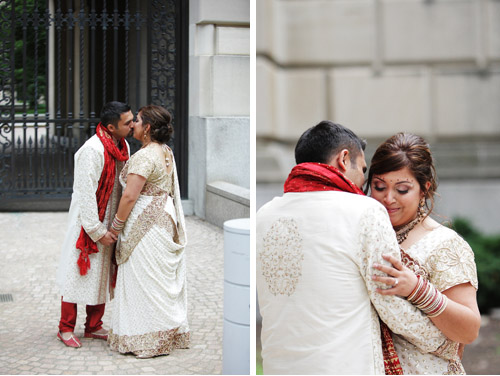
left=0, top=0, right=188, bottom=210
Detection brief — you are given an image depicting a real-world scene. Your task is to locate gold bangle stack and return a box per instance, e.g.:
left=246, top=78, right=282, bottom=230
left=407, top=275, right=448, bottom=318
left=111, top=214, right=125, bottom=233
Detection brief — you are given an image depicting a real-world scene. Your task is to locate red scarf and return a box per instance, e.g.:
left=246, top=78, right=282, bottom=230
left=284, top=162, right=364, bottom=194
left=75, top=123, right=129, bottom=276
left=284, top=162, right=403, bottom=375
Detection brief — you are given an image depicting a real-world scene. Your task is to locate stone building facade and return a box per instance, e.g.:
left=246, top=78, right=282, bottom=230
left=189, top=0, right=250, bottom=227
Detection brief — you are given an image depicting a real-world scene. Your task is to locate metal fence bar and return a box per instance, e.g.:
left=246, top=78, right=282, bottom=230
left=90, top=0, right=96, bottom=122
left=124, top=0, right=129, bottom=105
left=135, top=0, right=141, bottom=111
left=44, top=0, right=50, bottom=190
left=102, top=0, right=107, bottom=105
left=9, top=0, right=16, bottom=193
left=21, top=0, right=28, bottom=190
left=79, top=0, right=85, bottom=148
left=34, top=0, right=41, bottom=189
left=66, top=0, right=75, bottom=188
left=55, top=0, right=62, bottom=189
left=113, top=0, right=118, bottom=101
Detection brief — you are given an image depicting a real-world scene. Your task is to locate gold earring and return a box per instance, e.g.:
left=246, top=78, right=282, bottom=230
left=417, top=197, right=426, bottom=220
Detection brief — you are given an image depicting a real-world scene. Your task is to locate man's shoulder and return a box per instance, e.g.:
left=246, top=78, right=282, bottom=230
left=78, top=134, right=103, bottom=153
left=256, top=192, right=386, bottom=227
left=74, top=135, right=105, bottom=166
left=257, top=195, right=282, bottom=216
left=257, top=191, right=383, bottom=211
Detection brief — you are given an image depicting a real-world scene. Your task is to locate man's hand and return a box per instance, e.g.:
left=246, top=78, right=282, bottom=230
left=98, top=231, right=118, bottom=246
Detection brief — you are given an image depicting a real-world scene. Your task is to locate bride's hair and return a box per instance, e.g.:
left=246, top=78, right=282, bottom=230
left=365, top=132, right=438, bottom=215
left=139, top=105, right=174, bottom=144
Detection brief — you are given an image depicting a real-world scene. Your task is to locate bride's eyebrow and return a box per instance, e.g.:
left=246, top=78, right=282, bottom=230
left=374, top=177, right=386, bottom=182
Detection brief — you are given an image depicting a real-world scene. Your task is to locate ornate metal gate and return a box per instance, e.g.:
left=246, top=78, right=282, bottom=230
left=0, top=0, right=188, bottom=210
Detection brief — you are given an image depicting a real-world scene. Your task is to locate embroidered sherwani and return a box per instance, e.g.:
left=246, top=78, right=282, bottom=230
left=256, top=191, right=455, bottom=375
left=56, top=135, right=129, bottom=305
left=108, top=144, right=190, bottom=356
left=395, top=225, right=478, bottom=374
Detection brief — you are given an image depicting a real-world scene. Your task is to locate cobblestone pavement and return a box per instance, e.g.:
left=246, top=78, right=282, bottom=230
left=0, top=212, right=224, bottom=375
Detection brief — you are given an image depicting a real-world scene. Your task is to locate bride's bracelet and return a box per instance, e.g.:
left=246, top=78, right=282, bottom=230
left=111, top=214, right=126, bottom=233
left=407, top=275, right=448, bottom=317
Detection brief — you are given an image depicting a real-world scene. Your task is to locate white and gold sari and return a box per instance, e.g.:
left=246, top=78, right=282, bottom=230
left=108, top=143, right=190, bottom=357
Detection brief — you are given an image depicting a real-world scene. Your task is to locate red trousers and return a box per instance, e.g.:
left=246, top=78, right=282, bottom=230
left=58, top=298, right=105, bottom=333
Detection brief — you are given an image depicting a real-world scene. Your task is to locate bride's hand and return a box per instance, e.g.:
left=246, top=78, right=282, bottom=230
left=372, top=254, right=418, bottom=297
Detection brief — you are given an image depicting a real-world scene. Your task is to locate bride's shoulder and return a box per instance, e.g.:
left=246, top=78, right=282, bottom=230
left=129, top=147, right=156, bottom=167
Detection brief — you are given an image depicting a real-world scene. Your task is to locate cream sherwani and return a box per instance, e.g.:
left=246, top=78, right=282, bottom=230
left=256, top=191, right=455, bottom=375
left=56, top=135, right=129, bottom=305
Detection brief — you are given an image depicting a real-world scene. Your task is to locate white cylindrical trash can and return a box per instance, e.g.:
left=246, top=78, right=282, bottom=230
left=222, top=218, right=250, bottom=375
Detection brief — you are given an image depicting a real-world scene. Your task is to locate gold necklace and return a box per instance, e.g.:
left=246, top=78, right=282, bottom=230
left=394, top=215, right=422, bottom=244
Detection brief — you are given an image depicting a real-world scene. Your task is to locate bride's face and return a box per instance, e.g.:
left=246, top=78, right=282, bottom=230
left=370, top=167, right=423, bottom=227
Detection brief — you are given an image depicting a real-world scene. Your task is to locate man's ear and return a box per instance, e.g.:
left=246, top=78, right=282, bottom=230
left=329, top=149, right=350, bottom=172
left=107, top=123, right=116, bottom=133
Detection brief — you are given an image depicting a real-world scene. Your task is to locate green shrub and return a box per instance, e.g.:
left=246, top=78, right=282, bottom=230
left=450, top=218, right=500, bottom=314
left=256, top=360, right=263, bottom=375
left=256, top=346, right=263, bottom=375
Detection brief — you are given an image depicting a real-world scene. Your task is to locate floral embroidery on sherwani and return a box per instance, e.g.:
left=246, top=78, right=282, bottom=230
left=260, top=218, right=304, bottom=296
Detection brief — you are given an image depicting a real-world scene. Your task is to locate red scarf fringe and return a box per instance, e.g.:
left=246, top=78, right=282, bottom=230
left=283, top=162, right=403, bottom=375
left=75, top=123, right=129, bottom=276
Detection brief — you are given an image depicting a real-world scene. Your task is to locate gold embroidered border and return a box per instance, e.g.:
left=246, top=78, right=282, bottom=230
left=108, top=328, right=190, bottom=356
left=142, top=181, right=170, bottom=196
left=400, top=249, right=429, bottom=279
left=444, top=359, right=465, bottom=375
left=116, top=195, right=178, bottom=265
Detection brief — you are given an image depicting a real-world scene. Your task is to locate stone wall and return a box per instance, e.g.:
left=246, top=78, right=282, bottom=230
left=189, top=0, right=250, bottom=224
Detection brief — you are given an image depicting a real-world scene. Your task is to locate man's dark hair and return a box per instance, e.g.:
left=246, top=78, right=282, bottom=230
left=294, top=120, right=366, bottom=165
left=100, top=101, right=131, bottom=129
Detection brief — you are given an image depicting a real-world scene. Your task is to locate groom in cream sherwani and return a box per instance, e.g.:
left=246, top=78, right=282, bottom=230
left=56, top=102, right=134, bottom=348
left=256, top=121, right=455, bottom=374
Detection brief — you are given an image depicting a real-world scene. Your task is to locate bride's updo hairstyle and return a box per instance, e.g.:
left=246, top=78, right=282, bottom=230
left=139, top=104, right=174, bottom=144
left=365, top=133, right=438, bottom=217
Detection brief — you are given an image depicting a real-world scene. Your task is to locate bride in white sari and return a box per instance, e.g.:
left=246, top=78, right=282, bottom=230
left=108, top=104, right=189, bottom=359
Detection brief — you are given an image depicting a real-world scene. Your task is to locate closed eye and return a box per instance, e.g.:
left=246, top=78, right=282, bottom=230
left=397, top=189, right=409, bottom=194
left=373, top=186, right=385, bottom=192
